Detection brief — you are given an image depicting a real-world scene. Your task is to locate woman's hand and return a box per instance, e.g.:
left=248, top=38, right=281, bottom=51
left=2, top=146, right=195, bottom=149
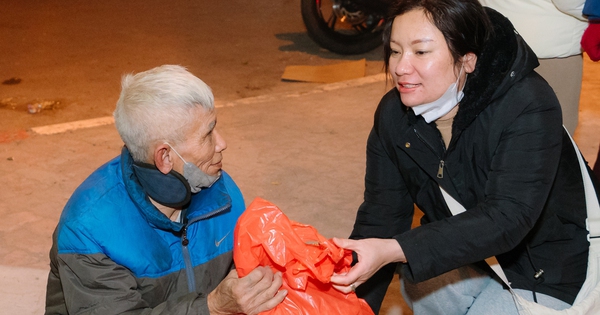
left=329, top=237, right=405, bottom=294
left=207, top=266, right=288, bottom=315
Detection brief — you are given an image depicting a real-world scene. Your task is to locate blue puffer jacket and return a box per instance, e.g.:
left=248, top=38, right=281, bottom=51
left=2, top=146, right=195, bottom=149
left=45, top=147, right=245, bottom=314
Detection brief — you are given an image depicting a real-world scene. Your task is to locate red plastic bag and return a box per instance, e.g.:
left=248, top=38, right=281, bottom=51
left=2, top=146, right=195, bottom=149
left=233, top=197, right=374, bottom=315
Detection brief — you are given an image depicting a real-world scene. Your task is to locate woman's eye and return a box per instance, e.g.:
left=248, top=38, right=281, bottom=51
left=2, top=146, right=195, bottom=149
left=391, top=50, right=400, bottom=56
left=416, top=50, right=428, bottom=55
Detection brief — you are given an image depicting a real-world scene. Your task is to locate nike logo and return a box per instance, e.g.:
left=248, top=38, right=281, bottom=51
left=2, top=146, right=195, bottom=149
left=215, top=231, right=231, bottom=247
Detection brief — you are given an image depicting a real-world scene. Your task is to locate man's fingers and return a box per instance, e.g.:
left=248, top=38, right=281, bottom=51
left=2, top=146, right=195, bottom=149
left=267, top=288, right=288, bottom=307
left=260, top=271, right=283, bottom=299
left=246, top=268, right=283, bottom=296
left=252, top=288, right=288, bottom=314
left=241, top=270, right=287, bottom=315
left=243, top=266, right=273, bottom=288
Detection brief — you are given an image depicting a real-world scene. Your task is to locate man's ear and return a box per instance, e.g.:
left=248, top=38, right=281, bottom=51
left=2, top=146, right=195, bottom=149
left=154, top=143, right=173, bottom=175
left=463, top=52, right=478, bottom=74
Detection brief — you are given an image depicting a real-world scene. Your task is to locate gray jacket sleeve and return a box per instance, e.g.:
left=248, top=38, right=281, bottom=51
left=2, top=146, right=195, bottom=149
left=45, top=250, right=210, bottom=315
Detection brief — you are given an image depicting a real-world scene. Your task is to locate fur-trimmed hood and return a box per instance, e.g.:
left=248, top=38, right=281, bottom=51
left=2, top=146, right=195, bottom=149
left=453, top=7, right=539, bottom=131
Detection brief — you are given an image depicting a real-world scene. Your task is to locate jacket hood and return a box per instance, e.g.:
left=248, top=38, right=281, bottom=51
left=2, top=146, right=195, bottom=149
left=453, top=8, right=540, bottom=132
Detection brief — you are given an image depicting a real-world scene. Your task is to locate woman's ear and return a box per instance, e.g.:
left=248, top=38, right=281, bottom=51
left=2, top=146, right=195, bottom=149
left=463, top=52, right=478, bottom=73
left=154, top=143, right=174, bottom=175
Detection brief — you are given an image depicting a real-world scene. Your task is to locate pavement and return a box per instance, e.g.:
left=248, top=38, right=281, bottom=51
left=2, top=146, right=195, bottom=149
left=1, top=56, right=599, bottom=315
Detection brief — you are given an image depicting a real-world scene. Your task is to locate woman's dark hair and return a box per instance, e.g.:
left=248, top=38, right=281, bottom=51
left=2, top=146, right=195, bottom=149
left=383, top=0, right=493, bottom=74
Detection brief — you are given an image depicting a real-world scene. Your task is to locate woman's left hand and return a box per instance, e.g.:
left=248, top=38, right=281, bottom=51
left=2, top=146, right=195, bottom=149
left=329, top=237, right=405, bottom=294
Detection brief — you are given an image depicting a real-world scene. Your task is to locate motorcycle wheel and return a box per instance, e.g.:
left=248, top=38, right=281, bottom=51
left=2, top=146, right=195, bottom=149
left=301, top=0, right=385, bottom=55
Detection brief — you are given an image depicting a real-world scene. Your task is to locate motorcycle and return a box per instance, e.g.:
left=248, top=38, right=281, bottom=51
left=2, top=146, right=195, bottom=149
left=301, top=0, right=393, bottom=55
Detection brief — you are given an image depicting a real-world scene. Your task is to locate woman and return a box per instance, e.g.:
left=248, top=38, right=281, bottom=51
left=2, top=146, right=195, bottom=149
left=330, top=0, right=596, bottom=314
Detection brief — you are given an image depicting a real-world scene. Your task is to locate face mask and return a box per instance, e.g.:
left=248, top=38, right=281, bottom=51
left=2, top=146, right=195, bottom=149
left=412, top=65, right=465, bottom=123
left=132, top=161, right=192, bottom=208
left=166, top=143, right=221, bottom=193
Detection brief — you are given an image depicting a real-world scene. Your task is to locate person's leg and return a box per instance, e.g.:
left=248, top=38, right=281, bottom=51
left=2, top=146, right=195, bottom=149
left=467, top=277, right=571, bottom=315
left=401, top=266, right=572, bottom=315
left=536, top=55, right=583, bottom=135
left=467, top=278, right=571, bottom=314
left=465, top=277, right=518, bottom=315
left=400, top=264, right=491, bottom=315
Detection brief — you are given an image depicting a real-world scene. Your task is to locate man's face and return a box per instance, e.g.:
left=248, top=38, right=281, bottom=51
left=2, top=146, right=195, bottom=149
left=170, top=107, right=227, bottom=176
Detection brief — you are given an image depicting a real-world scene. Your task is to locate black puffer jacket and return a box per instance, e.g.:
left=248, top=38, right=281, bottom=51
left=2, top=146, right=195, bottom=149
left=351, top=8, right=596, bottom=311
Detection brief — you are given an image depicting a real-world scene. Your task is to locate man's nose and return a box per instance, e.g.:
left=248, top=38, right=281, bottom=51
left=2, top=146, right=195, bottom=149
left=214, top=129, right=227, bottom=152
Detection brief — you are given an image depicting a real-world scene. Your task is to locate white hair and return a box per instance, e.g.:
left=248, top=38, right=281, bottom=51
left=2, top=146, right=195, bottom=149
left=113, top=65, right=214, bottom=162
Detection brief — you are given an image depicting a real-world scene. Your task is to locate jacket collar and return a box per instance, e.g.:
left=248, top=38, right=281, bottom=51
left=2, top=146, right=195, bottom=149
left=120, top=146, right=231, bottom=231
left=397, top=9, right=539, bottom=197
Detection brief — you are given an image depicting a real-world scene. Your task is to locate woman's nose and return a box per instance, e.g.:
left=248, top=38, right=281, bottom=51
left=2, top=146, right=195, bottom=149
left=394, top=55, right=413, bottom=76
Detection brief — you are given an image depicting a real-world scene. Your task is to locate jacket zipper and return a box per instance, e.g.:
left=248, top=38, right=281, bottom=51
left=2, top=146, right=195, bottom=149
left=414, top=128, right=447, bottom=179
left=180, top=204, right=231, bottom=293
left=437, top=160, right=445, bottom=179
left=181, top=225, right=196, bottom=293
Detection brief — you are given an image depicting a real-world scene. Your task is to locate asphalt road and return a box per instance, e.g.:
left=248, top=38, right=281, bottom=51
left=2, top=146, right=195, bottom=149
left=0, top=2, right=400, bottom=313
left=0, top=0, right=384, bottom=133
left=1, top=2, right=599, bottom=314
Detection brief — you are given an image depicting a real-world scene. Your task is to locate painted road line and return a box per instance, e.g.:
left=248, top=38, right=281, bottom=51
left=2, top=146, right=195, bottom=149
left=218, top=73, right=387, bottom=107
left=31, top=116, right=115, bottom=135
left=29, top=74, right=387, bottom=136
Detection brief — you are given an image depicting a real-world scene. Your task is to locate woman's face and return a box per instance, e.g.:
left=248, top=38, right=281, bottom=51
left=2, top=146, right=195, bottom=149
left=389, top=9, right=463, bottom=107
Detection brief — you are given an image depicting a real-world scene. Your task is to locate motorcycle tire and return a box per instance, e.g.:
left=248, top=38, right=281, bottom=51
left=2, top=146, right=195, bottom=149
left=301, top=0, right=385, bottom=55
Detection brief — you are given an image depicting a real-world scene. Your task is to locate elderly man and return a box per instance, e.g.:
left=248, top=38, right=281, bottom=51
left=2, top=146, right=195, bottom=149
left=45, top=65, right=287, bottom=314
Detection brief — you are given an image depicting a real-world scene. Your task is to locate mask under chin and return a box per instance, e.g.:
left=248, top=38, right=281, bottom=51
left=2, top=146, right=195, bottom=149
left=183, top=162, right=221, bottom=193
left=132, top=161, right=192, bottom=208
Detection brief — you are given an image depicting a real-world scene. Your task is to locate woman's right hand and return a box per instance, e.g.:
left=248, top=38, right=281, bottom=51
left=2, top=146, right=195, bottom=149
left=329, top=237, right=406, bottom=294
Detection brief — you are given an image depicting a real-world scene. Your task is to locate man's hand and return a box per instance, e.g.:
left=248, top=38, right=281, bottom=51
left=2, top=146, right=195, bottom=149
left=207, top=266, right=287, bottom=315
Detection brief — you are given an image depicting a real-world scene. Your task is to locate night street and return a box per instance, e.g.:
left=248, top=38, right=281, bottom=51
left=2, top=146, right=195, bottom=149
left=1, top=1, right=599, bottom=314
